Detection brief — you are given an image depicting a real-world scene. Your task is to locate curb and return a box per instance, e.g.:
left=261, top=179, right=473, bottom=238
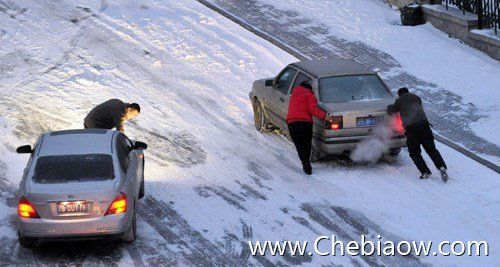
left=434, top=134, right=500, bottom=173
left=196, top=0, right=500, bottom=174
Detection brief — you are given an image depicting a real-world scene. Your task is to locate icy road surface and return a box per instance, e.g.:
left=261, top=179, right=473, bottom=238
left=0, top=0, right=498, bottom=266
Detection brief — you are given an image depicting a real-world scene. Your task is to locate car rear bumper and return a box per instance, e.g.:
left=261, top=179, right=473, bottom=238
left=315, top=134, right=406, bottom=154
left=18, top=212, right=130, bottom=238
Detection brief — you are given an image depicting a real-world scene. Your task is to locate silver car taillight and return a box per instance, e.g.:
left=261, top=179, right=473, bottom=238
left=18, top=196, right=40, bottom=219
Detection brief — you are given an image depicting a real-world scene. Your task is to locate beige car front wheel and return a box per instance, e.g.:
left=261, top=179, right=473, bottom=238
left=253, top=99, right=272, bottom=133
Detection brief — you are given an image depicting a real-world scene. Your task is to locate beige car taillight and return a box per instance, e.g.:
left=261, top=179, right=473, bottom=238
left=326, top=116, right=343, bottom=131
left=392, top=113, right=404, bottom=134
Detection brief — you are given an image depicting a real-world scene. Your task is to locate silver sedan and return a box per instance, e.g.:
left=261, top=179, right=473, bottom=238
left=16, top=129, right=147, bottom=247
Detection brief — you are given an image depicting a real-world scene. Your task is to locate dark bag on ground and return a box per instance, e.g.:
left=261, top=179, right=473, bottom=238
left=400, top=4, right=425, bottom=26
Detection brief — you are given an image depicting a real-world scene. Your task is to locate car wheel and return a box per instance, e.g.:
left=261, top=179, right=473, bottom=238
left=139, top=179, right=145, bottom=199
left=18, top=232, right=37, bottom=248
left=253, top=99, right=271, bottom=133
left=389, top=148, right=401, bottom=156
left=122, top=203, right=137, bottom=243
left=310, top=146, right=320, bottom=163
left=139, top=159, right=145, bottom=199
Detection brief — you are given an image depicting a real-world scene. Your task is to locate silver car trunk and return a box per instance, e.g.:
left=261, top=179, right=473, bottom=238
left=26, top=180, right=118, bottom=220
left=321, top=98, right=396, bottom=136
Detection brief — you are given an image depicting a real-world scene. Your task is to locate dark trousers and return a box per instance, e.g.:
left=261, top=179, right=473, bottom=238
left=405, top=122, right=447, bottom=174
left=288, top=121, right=313, bottom=168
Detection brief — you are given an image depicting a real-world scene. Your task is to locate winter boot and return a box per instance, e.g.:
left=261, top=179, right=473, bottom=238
left=419, top=172, right=431, bottom=179
left=303, top=162, right=312, bottom=175
left=440, top=167, right=449, bottom=182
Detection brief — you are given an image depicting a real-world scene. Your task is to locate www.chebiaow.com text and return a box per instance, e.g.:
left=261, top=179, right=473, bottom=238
left=248, top=235, right=489, bottom=257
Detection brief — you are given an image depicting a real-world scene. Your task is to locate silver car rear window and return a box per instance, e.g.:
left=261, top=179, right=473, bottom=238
left=33, top=154, right=114, bottom=183
left=319, top=75, right=392, bottom=103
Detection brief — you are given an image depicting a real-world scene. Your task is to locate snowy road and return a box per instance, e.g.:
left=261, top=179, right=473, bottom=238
left=199, top=0, right=500, bottom=166
left=0, top=0, right=498, bottom=266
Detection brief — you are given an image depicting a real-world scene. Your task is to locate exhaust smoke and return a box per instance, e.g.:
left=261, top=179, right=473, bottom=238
left=350, top=126, right=394, bottom=163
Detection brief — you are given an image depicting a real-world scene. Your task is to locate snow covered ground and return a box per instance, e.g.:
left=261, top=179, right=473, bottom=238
left=0, top=0, right=498, bottom=266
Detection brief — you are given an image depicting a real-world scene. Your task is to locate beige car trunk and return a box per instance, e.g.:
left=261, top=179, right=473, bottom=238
left=321, top=98, right=396, bottom=137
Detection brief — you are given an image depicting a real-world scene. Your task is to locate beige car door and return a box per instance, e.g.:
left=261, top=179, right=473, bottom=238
left=267, top=67, right=297, bottom=129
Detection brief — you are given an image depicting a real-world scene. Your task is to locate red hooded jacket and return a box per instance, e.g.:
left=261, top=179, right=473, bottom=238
left=286, top=86, right=326, bottom=124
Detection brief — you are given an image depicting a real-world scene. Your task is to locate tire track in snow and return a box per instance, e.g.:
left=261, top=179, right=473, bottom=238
left=126, top=242, right=145, bottom=267
left=236, top=180, right=268, bottom=200
left=246, top=161, right=273, bottom=190
left=194, top=185, right=248, bottom=211
left=0, top=98, right=73, bottom=144
left=0, top=1, right=90, bottom=88
left=0, top=237, right=20, bottom=266
left=138, top=196, right=240, bottom=266
left=130, top=123, right=207, bottom=168
left=0, top=236, right=126, bottom=266
left=300, top=203, right=425, bottom=266
left=221, top=220, right=284, bottom=266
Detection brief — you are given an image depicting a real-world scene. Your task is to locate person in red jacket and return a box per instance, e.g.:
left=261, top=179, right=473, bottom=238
left=287, top=81, right=332, bottom=175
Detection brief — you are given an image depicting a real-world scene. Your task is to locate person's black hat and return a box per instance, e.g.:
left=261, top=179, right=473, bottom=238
left=300, top=80, right=312, bottom=90
left=398, top=87, right=409, bottom=97
left=128, top=103, right=141, bottom=113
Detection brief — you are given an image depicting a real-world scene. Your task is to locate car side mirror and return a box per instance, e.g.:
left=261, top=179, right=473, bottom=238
left=134, top=141, right=148, bottom=150
left=16, top=145, right=33, bottom=154
left=264, top=79, right=274, bottom=87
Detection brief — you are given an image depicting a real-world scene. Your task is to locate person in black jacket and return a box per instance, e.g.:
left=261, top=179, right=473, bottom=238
left=388, top=88, right=449, bottom=182
left=84, top=99, right=140, bottom=133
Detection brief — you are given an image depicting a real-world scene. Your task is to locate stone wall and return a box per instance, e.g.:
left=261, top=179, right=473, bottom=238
left=423, top=4, right=477, bottom=40
left=387, top=0, right=434, bottom=8
left=468, top=31, right=500, bottom=60
left=422, top=4, right=499, bottom=60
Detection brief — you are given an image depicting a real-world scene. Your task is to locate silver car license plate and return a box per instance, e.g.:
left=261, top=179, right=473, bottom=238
left=356, top=116, right=383, bottom=127
left=57, top=201, right=88, bottom=214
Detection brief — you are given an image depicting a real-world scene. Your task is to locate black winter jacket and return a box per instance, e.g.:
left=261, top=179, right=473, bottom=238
left=387, top=93, right=428, bottom=128
left=84, top=99, right=127, bottom=131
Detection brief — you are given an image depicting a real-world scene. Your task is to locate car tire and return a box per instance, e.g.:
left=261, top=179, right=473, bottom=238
left=253, top=99, right=271, bottom=133
left=139, top=159, right=145, bottom=199
left=389, top=148, right=401, bottom=156
left=18, top=232, right=37, bottom=248
left=122, top=203, right=137, bottom=243
left=310, top=146, right=320, bottom=163
left=139, top=179, right=145, bottom=199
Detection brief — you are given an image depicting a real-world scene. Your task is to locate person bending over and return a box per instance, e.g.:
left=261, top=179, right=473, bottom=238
left=84, top=99, right=140, bottom=133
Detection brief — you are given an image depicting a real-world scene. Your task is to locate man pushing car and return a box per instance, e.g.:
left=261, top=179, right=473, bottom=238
left=387, top=88, right=449, bottom=182
left=84, top=99, right=140, bottom=133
